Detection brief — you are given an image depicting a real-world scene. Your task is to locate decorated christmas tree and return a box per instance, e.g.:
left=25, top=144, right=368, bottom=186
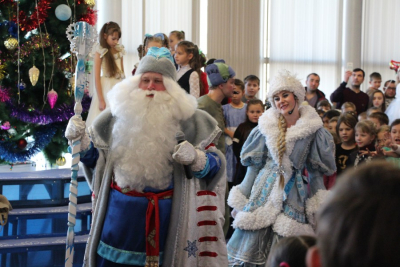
left=0, top=0, right=96, bottom=164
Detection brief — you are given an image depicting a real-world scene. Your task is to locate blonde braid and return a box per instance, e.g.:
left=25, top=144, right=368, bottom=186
left=277, top=114, right=287, bottom=189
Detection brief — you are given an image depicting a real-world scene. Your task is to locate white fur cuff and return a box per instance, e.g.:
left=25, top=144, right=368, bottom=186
left=232, top=201, right=281, bottom=230
left=227, top=186, right=248, bottom=211
left=191, top=149, right=207, bottom=172
left=81, top=133, right=91, bottom=152
left=306, top=189, right=330, bottom=228
left=273, top=213, right=315, bottom=237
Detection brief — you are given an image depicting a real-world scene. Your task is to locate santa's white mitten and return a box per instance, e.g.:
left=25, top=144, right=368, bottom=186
left=65, top=115, right=90, bottom=151
left=172, top=141, right=197, bottom=165
left=172, top=141, right=208, bottom=172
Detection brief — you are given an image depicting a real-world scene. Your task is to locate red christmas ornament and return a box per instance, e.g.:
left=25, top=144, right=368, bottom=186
left=17, top=138, right=27, bottom=149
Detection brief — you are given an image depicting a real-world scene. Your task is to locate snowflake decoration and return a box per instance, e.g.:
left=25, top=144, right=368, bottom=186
left=183, top=240, right=198, bottom=258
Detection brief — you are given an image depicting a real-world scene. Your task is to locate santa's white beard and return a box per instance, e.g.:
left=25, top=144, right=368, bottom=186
left=109, top=88, right=183, bottom=192
left=107, top=75, right=197, bottom=192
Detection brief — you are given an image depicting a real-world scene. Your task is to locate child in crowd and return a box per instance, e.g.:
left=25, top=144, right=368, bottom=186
left=377, top=121, right=400, bottom=163
left=358, top=111, right=367, bottom=121
left=388, top=120, right=400, bottom=155
left=328, top=117, right=341, bottom=145
left=375, top=125, right=390, bottom=151
left=354, top=120, right=376, bottom=167
left=317, top=100, right=332, bottom=112
left=266, top=236, right=316, bottom=267
left=241, top=75, right=260, bottom=103
left=369, top=90, right=386, bottom=112
left=341, top=101, right=357, bottom=114
left=367, top=112, right=389, bottom=129
left=232, top=99, right=264, bottom=185
left=131, top=44, right=144, bottom=75
left=168, top=30, right=185, bottom=56
left=317, top=109, right=325, bottom=118
left=322, top=110, right=341, bottom=129
left=132, top=34, right=168, bottom=76
left=366, top=72, right=382, bottom=97
left=309, top=161, right=400, bottom=267
left=223, top=79, right=247, bottom=187
left=87, top=22, right=125, bottom=128
left=375, top=125, right=394, bottom=157
left=175, top=41, right=204, bottom=98
left=328, top=117, right=341, bottom=149
left=144, top=33, right=167, bottom=54
left=366, top=106, right=380, bottom=116
left=335, top=113, right=358, bottom=177
left=328, top=116, right=338, bottom=132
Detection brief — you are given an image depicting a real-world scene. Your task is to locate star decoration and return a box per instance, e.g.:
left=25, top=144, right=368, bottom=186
left=183, top=240, right=198, bottom=258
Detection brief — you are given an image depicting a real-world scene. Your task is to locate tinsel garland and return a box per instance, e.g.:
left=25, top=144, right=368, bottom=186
left=10, top=0, right=52, bottom=32
left=16, top=34, right=59, bottom=62
left=79, top=7, right=97, bottom=26
left=7, top=94, right=91, bottom=125
left=0, top=124, right=57, bottom=163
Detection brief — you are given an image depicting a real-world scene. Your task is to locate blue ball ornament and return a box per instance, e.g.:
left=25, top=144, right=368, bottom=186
left=55, top=4, right=72, bottom=21
left=19, top=80, right=26, bottom=90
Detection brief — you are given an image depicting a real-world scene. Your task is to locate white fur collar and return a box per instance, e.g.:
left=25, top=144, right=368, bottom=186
left=258, top=105, right=322, bottom=184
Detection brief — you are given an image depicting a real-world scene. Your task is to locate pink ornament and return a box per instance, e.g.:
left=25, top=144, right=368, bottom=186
left=1, top=121, right=11, bottom=130
left=47, top=89, right=58, bottom=109
left=0, top=86, right=11, bottom=102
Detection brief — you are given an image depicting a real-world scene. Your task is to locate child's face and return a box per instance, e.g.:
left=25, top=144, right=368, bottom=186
left=323, top=117, right=330, bottom=129
left=368, top=117, right=381, bottom=129
left=318, top=105, right=330, bottom=112
left=247, top=104, right=264, bottom=123
left=338, top=122, right=355, bottom=143
left=231, top=85, right=244, bottom=104
left=104, top=32, right=120, bottom=49
left=145, top=40, right=162, bottom=54
left=174, top=46, right=193, bottom=66
left=355, top=129, right=375, bottom=148
left=358, top=114, right=366, bottom=121
left=369, top=78, right=382, bottom=90
left=328, top=121, right=337, bottom=132
left=376, top=131, right=387, bottom=147
left=344, top=107, right=356, bottom=114
left=169, top=34, right=181, bottom=52
left=390, top=124, right=400, bottom=145
left=372, top=93, right=384, bottom=108
left=245, top=80, right=260, bottom=98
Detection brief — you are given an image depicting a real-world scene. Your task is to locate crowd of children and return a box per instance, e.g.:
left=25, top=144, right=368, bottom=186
left=81, top=21, right=400, bottom=267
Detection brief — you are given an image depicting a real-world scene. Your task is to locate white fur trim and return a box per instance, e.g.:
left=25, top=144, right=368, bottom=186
left=272, top=213, right=315, bottom=237
left=191, top=149, right=207, bottom=172
left=231, top=176, right=284, bottom=230
left=232, top=201, right=281, bottom=230
left=306, top=189, right=330, bottom=228
left=258, top=105, right=322, bottom=186
left=227, top=186, right=249, bottom=211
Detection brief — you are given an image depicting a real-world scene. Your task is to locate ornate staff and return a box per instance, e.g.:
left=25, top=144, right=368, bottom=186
left=65, top=21, right=97, bottom=267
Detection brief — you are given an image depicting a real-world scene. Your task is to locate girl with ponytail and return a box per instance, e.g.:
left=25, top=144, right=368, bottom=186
left=227, top=70, right=336, bottom=266
left=174, top=41, right=205, bottom=98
